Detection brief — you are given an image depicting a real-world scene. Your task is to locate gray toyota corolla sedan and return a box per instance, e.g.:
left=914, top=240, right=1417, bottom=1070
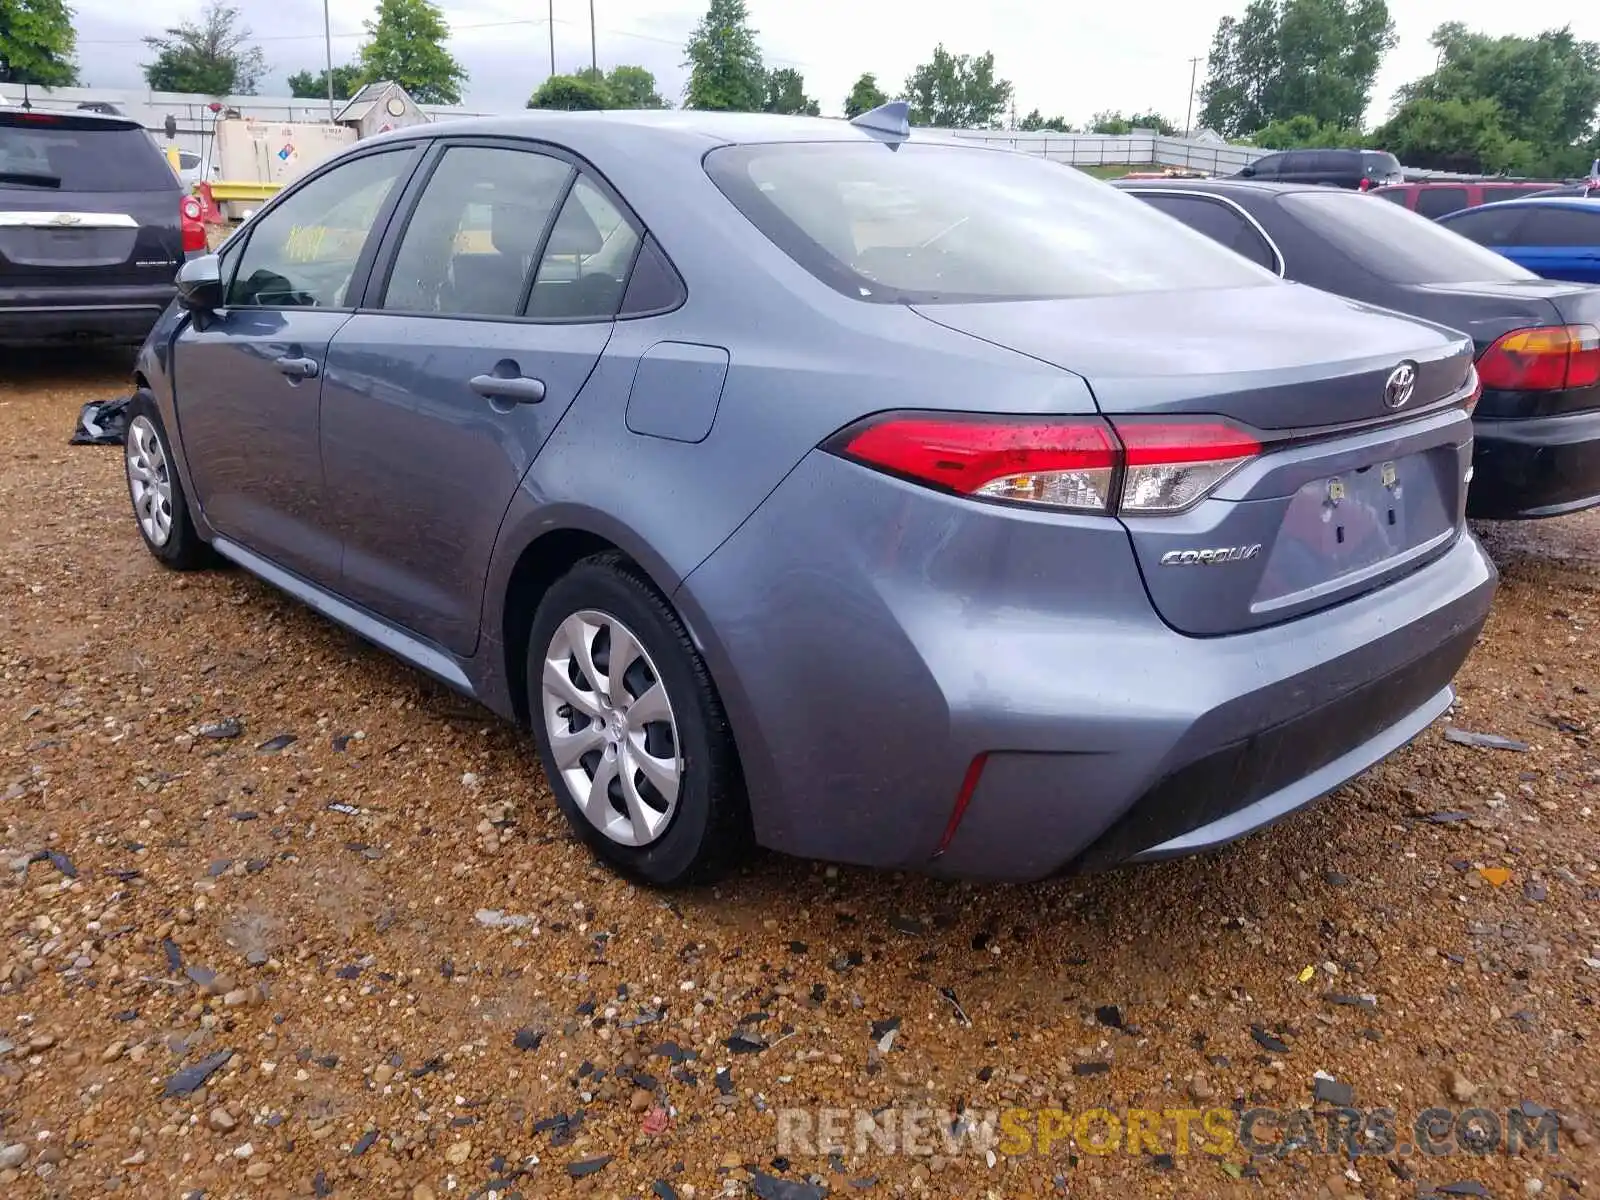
left=124, top=105, right=1496, bottom=886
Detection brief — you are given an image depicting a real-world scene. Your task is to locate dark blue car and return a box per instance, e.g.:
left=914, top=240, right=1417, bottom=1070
left=1437, top=197, right=1600, bottom=284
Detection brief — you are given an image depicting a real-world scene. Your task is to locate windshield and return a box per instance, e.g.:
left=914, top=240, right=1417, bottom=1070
left=704, top=142, right=1278, bottom=304
left=0, top=119, right=178, bottom=192
left=1280, top=190, right=1538, bottom=285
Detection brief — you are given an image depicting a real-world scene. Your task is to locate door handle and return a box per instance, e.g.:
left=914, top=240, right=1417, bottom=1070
left=275, top=355, right=319, bottom=379
left=469, top=373, right=546, bottom=404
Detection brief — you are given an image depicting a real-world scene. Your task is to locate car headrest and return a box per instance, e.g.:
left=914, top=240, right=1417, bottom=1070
left=489, top=201, right=550, bottom=257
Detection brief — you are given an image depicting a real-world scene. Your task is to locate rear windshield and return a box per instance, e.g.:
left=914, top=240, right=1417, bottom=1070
left=704, top=142, right=1277, bottom=304
left=1362, top=151, right=1402, bottom=177
left=0, top=119, right=177, bottom=192
left=1281, top=190, right=1537, bottom=285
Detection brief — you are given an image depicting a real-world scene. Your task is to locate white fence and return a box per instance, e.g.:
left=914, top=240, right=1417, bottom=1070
left=934, top=129, right=1269, bottom=174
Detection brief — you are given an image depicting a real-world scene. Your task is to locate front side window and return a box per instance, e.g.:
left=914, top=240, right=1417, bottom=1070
left=380, top=145, right=574, bottom=317
left=1282, top=189, right=1537, bottom=285
left=1439, top=205, right=1530, bottom=248
left=228, top=150, right=413, bottom=308
left=705, top=143, right=1277, bottom=304
left=1511, top=207, right=1600, bottom=247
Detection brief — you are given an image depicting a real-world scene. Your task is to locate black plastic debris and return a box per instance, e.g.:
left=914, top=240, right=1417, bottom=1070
left=1095, top=1005, right=1124, bottom=1030
left=163, top=1049, right=235, bottom=1097
left=726, top=1031, right=767, bottom=1054
left=567, top=1155, right=612, bottom=1179
left=70, top=395, right=133, bottom=446
left=45, top=850, right=78, bottom=879
left=513, top=1027, right=544, bottom=1052
left=1251, top=1024, right=1291, bottom=1053
left=198, top=718, right=243, bottom=740
left=1443, top=727, right=1530, bottom=752
left=256, top=734, right=297, bottom=753
left=350, top=1130, right=377, bottom=1156
left=751, top=1170, right=825, bottom=1200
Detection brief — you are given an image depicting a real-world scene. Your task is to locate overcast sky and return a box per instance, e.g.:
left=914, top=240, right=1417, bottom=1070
left=67, top=0, right=1600, bottom=127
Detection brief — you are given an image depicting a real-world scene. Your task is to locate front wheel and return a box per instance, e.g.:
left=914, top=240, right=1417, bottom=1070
left=123, top=391, right=213, bottom=570
left=526, top=554, right=747, bottom=886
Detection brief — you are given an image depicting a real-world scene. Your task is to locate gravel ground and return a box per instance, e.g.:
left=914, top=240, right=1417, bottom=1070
left=1, top=350, right=1596, bottom=1200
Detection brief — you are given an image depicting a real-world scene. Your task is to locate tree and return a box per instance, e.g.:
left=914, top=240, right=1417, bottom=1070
left=287, top=63, right=363, bottom=102
left=142, top=1, right=266, bottom=96
left=1088, top=110, right=1131, bottom=134
left=1252, top=112, right=1368, bottom=148
left=528, top=73, right=612, bottom=110
left=762, top=67, right=819, bottom=115
left=683, top=0, right=765, bottom=111
left=901, top=45, right=1012, bottom=128
left=1372, top=96, right=1534, bottom=175
left=1199, top=0, right=1396, bottom=138
left=0, top=0, right=79, bottom=87
left=605, top=64, right=667, bottom=108
left=1388, top=23, right=1600, bottom=175
left=844, top=72, right=888, bottom=119
left=357, top=0, right=467, bottom=105
left=1018, top=108, right=1072, bottom=132
left=1128, top=109, right=1178, bottom=135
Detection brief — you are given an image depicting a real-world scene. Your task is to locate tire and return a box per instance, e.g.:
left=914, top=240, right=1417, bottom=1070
left=124, top=390, right=213, bottom=570
left=527, top=553, right=747, bottom=886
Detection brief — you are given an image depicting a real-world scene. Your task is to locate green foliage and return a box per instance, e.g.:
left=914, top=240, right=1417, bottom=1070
left=142, top=1, right=266, bottom=95
left=0, top=0, right=79, bottom=87
left=1372, top=96, right=1535, bottom=175
left=1018, top=109, right=1072, bottom=132
left=683, top=0, right=765, bottom=111
left=1086, top=110, right=1177, bottom=135
left=1200, top=0, right=1396, bottom=138
left=1128, top=110, right=1178, bottom=135
left=287, top=63, right=363, bottom=101
left=527, top=65, right=668, bottom=112
left=357, top=0, right=467, bottom=106
left=1251, top=112, right=1368, bottom=148
left=1388, top=23, right=1600, bottom=175
left=604, top=64, right=667, bottom=109
left=528, top=73, right=612, bottom=111
left=844, top=72, right=888, bottom=119
left=762, top=67, right=818, bottom=116
left=901, top=45, right=1012, bottom=128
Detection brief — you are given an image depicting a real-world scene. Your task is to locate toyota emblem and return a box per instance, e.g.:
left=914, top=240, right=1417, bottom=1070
left=1384, top=362, right=1417, bottom=409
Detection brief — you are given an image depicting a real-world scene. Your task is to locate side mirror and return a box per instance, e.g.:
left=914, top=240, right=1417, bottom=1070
left=176, top=254, right=223, bottom=313
left=1238, top=164, right=1256, bottom=178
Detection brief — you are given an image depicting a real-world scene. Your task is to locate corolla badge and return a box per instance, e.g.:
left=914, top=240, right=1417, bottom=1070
left=1159, top=544, right=1262, bottom=566
left=1384, top=361, right=1418, bottom=409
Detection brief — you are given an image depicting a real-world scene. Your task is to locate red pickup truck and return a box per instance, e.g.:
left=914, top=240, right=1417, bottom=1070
left=1370, top=180, right=1564, bottom=218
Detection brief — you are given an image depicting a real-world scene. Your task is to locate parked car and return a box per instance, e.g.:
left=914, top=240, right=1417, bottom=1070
left=1435, top=196, right=1600, bottom=284
left=1118, top=179, right=1600, bottom=520
left=1235, top=148, right=1404, bottom=190
left=1372, top=179, right=1558, bottom=218
left=1514, top=181, right=1599, bottom=200
left=1, top=107, right=187, bottom=346
left=126, top=110, right=1494, bottom=885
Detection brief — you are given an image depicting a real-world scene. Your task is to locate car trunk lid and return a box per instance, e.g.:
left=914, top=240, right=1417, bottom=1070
left=913, top=285, right=1477, bottom=636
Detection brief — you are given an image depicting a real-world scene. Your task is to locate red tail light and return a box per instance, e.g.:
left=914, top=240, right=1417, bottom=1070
left=180, top=196, right=206, bottom=253
left=826, top=412, right=1260, bottom=515
left=1476, top=324, right=1600, bottom=391
left=1358, top=178, right=1371, bottom=191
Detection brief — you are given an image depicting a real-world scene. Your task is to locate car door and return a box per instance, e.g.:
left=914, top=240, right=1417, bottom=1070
left=173, top=146, right=420, bottom=585
left=319, top=140, right=643, bottom=655
left=1502, top=206, right=1600, bottom=283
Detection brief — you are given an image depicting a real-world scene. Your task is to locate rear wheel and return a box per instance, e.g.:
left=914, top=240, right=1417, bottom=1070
left=124, top=391, right=212, bottom=570
left=527, top=554, right=747, bottom=886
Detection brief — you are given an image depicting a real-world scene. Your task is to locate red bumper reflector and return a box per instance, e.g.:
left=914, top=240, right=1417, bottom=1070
left=932, top=753, right=988, bottom=859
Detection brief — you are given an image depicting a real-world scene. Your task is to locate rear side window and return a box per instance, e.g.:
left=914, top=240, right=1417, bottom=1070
left=705, top=142, right=1277, bottom=304
left=1137, top=193, right=1279, bottom=272
left=1373, top=187, right=1409, bottom=205
left=1281, top=190, right=1537, bottom=284
left=1280, top=152, right=1312, bottom=174
left=1510, top=207, right=1600, bottom=247
left=0, top=117, right=177, bottom=192
left=1414, top=187, right=1469, bottom=218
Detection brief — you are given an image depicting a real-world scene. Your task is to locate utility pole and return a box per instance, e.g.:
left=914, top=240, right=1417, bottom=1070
left=1183, top=55, right=1202, bottom=137
left=323, top=0, right=335, bottom=120
left=590, top=0, right=597, bottom=74
left=548, top=0, right=555, bottom=77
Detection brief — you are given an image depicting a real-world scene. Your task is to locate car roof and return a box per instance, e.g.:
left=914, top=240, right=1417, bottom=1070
left=369, top=109, right=949, bottom=152
left=1437, top=195, right=1600, bottom=215
left=0, top=106, right=145, bottom=132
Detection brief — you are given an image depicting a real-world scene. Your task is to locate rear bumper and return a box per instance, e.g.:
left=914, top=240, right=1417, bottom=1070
left=0, top=283, right=176, bottom=345
left=1469, top=409, right=1600, bottom=519
left=677, top=450, right=1497, bottom=882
